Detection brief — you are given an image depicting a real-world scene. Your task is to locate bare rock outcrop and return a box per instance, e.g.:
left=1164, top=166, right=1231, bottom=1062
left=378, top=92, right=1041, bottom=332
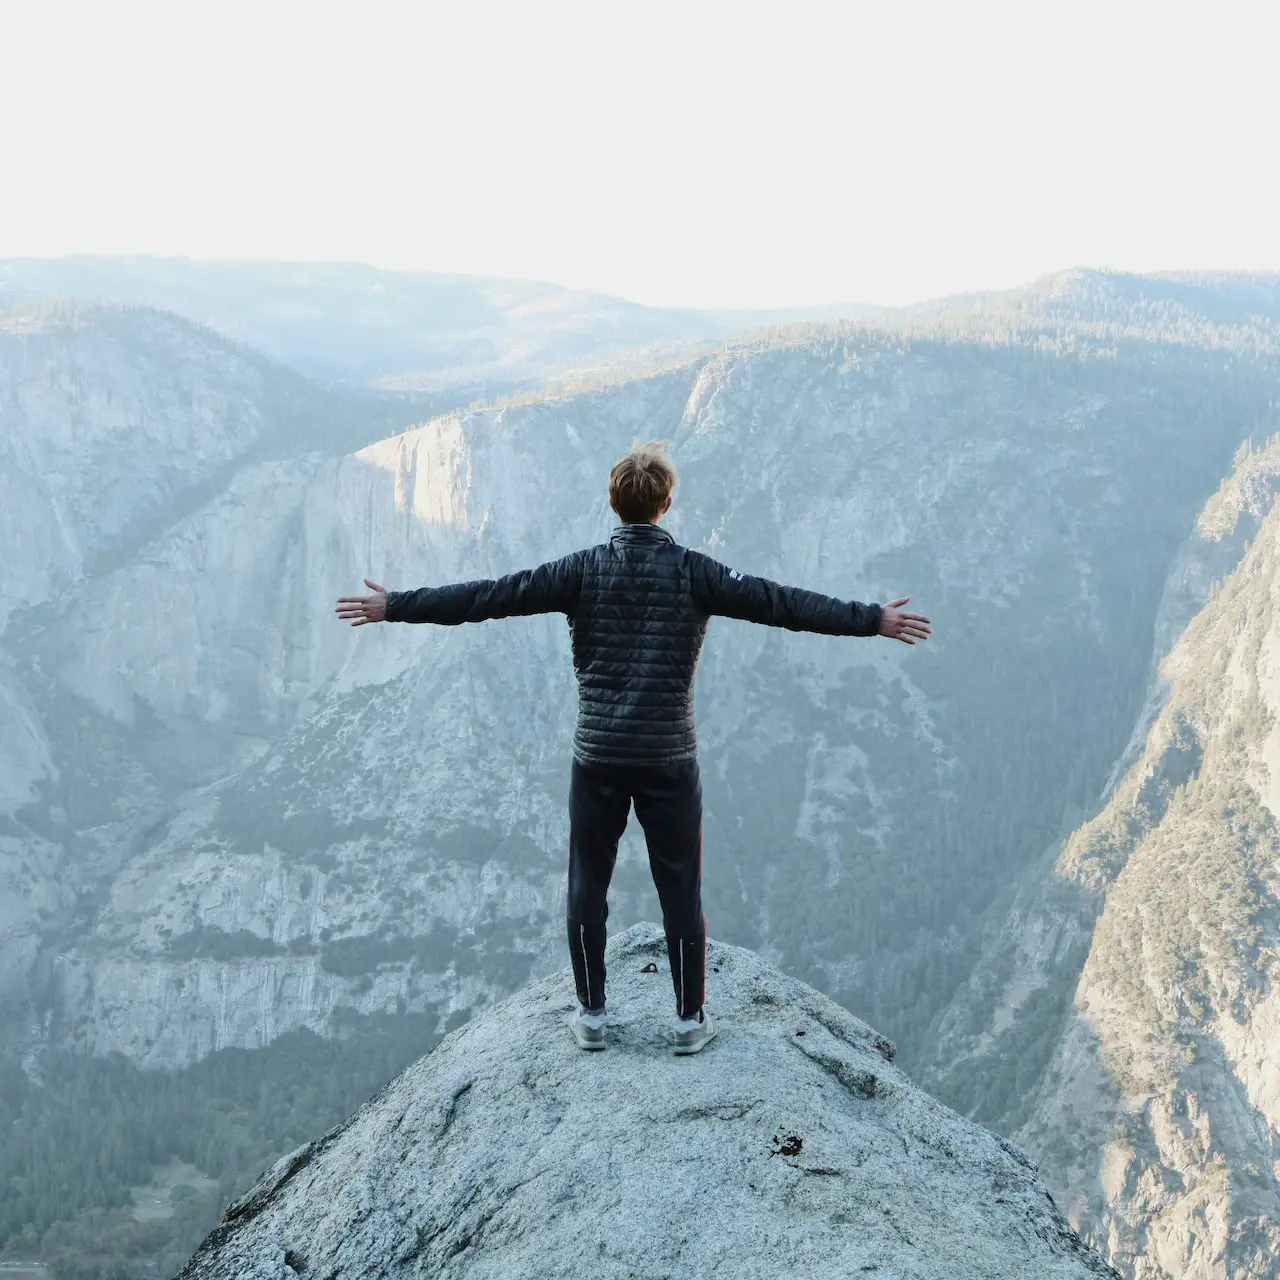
left=177, top=924, right=1117, bottom=1280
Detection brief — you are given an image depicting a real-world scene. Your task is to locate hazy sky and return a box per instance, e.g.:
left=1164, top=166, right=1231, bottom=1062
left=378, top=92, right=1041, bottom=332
left=3, top=0, right=1277, bottom=309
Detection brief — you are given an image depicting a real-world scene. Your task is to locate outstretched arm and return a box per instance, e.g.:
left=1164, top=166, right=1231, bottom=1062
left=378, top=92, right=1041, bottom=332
left=689, top=553, right=930, bottom=643
left=336, top=552, right=585, bottom=627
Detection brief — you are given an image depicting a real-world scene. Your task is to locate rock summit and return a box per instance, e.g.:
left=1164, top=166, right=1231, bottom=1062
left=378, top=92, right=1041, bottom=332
left=178, top=924, right=1117, bottom=1279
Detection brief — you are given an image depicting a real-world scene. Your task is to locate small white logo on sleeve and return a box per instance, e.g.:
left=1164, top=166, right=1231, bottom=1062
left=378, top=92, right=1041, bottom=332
left=729, top=569, right=742, bottom=581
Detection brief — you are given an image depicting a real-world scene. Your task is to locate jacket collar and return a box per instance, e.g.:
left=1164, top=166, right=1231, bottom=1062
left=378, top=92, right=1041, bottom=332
left=611, top=522, right=675, bottom=547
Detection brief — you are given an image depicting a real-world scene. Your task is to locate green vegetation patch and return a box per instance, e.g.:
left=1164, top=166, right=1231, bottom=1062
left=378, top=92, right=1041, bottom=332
left=165, top=925, right=287, bottom=962
left=0, top=1011, right=441, bottom=1279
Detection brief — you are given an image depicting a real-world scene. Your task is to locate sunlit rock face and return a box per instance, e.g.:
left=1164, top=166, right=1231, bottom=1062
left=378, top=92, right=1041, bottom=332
left=175, top=924, right=1119, bottom=1280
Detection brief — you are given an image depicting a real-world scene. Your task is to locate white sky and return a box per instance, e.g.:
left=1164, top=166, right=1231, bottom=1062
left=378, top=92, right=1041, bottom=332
left=1, top=0, right=1277, bottom=309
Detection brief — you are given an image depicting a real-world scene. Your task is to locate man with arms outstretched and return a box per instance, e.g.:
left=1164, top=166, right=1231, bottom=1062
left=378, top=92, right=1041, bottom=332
left=336, top=443, right=931, bottom=1054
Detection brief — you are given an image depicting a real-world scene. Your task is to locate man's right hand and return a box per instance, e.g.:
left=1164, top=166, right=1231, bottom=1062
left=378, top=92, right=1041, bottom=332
left=336, top=579, right=389, bottom=627
left=878, top=597, right=931, bottom=645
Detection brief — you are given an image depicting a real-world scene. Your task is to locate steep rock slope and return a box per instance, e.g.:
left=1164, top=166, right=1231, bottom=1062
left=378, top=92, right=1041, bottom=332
left=1031, top=459, right=1280, bottom=1278
left=0, top=302, right=424, bottom=1018
left=177, top=924, right=1118, bottom=1280
left=931, top=437, right=1280, bottom=1277
left=1, top=302, right=271, bottom=628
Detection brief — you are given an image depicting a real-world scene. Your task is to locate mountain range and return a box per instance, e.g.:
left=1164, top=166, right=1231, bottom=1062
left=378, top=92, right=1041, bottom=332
left=0, top=256, right=878, bottom=389
left=1, top=262, right=1278, bottom=1279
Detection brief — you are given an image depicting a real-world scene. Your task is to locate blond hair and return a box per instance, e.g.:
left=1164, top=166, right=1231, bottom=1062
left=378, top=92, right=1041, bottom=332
left=608, top=441, right=676, bottom=523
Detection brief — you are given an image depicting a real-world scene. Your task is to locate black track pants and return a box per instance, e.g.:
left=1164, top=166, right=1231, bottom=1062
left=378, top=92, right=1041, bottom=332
left=566, top=756, right=706, bottom=1021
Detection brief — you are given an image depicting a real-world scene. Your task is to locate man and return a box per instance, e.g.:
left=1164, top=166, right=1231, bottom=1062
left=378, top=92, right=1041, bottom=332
left=336, top=442, right=931, bottom=1055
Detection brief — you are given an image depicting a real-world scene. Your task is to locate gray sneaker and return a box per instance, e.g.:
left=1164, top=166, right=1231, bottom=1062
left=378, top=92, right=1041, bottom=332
left=673, top=1009, right=718, bottom=1056
left=567, top=1008, right=607, bottom=1050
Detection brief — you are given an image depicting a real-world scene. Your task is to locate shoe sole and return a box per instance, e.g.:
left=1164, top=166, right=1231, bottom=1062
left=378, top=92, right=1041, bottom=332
left=673, top=1021, right=719, bottom=1056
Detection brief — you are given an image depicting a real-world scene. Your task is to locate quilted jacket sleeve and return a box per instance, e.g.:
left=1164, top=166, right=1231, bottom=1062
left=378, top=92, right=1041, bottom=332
left=688, top=551, right=881, bottom=637
left=385, top=551, right=586, bottom=625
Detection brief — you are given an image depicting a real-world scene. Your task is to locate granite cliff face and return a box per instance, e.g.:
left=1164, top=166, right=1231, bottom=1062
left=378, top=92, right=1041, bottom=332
left=176, top=924, right=1118, bottom=1280
left=930, top=436, right=1280, bottom=1276
left=0, top=301, right=420, bottom=1017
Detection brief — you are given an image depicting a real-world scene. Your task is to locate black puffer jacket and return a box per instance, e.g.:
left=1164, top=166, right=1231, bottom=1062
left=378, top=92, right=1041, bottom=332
left=385, top=523, right=881, bottom=766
